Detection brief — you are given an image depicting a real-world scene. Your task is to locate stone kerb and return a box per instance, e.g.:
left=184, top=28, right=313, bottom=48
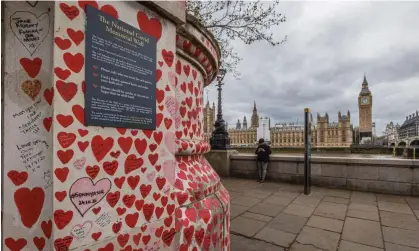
left=229, top=154, right=419, bottom=196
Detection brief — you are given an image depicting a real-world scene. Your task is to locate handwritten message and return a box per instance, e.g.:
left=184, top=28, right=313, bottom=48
left=10, top=11, right=50, bottom=55
left=16, top=139, right=49, bottom=172
left=12, top=99, right=44, bottom=135
left=43, top=170, right=52, bottom=189
left=95, top=212, right=112, bottom=227
left=71, top=221, right=93, bottom=240
left=69, top=177, right=111, bottom=216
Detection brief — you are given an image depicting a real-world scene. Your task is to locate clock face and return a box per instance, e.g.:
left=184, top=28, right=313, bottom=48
left=362, top=97, right=369, bottom=104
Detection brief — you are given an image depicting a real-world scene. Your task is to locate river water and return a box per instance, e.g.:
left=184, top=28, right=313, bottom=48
left=273, top=153, right=402, bottom=159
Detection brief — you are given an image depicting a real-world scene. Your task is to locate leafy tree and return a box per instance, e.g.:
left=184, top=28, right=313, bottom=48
left=186, top=0, right=287, bottom=76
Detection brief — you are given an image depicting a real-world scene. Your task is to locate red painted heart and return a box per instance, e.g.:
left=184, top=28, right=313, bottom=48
left=137, top=11, right=162, bottom=41
left=91, top=135, right=114, bottom=162
left=55, top=37, right=72, bottom=50
left=60, top=3, right=80, bottom=20
left=7, top=170, right=28, bottom=186
left=54, top=67, right=71, bottom=80
left=63, top=52, right=84, bottom=73
left=14, top=187, right=45, bottom=228
left=5, top=238, right=27, bottom=251
left=20, top=57, right=42, bottom=78
left=67, top=28, right=84, bottom=46
left=100, top=5, right=119, bottom=19
left=43, top=88, right=53, bottom=105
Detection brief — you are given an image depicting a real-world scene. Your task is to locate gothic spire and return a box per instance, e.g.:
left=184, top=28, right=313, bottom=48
left=362, top=73, right=369, bottom=87
left=253, top=101, right=257, bottom=112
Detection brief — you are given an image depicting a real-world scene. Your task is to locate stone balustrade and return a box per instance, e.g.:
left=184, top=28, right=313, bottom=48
left=227, top=154, right=419, bottom=196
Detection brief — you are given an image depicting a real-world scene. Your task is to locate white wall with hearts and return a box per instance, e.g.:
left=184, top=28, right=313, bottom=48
left=2, top=1, right=230, bottom=251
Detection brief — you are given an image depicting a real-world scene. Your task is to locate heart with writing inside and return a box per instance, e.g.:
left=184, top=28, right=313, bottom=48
left=162, top=160, right=176, bottom=186
left=69, top=177, right=111, bottom=216
left=165, top=96, right=178, bottom=120
left=168, top=71, right=177, bottom=88
left=21, top=79, right=42, bottom=100
left=164, top=132, right=176, bottom=155
left=10, top=12, right=50, bottom=55
left=71, top=221, right=93, bottom=240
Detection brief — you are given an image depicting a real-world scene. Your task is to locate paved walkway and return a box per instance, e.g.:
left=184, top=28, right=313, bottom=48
left=223, top=178, right=419, bottom=251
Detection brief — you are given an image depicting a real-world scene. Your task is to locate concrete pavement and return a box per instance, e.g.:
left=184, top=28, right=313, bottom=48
left=223, top=178, right=419, bottom=251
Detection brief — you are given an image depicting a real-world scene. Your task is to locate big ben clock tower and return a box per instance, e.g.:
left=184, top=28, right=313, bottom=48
left=358, top=74, right=373, bottom=143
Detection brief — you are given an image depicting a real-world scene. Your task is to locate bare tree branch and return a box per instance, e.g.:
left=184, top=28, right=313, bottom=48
left=187, top=0, right=287, bottom=76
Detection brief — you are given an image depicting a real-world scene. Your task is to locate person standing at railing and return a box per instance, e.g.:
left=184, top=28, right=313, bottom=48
left=255, top=138, right=271, bottom=183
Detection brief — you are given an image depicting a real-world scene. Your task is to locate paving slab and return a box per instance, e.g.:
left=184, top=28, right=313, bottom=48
left=278, top=184, right=304, bottom=193
left=350, top=191, right=376, bottom=204
left=268, top=213, right=308, bottom=234
left=241, top=212, right=273, bottom=222
left=243, top=190, right=273, bottom=199
left=264, top=195, right=295, bottom=206
left=293, top=195, right=321, bottom=208
left=309, top=191, right=327, bottom=200
left=231, top=216, right=267, bottom=237
left=347, top=209, right=379, bottom=221
left=255, top=226, right=296, bottom=248
left=314, top=202, right=347, bottom=220
left=248, top=202, right=285, bottom=217
left=342, top=217, right=383, bottom=248
left=227, top=185, right=250, bottom=193
left=231, top=204, right=251, bottom=218
left=380, top=211, right=419, bottom=231
left=231, top=196, right=262, bottom=207
left=414, top=210, right=419, bottom=220
left=323, top=196, right=349, bottom=205
left=385, top=242, right=419, bottom=251
left=229, top=191, right=243, bottom=198
left=273, top=190, right=301, bottom=199
left=376, top=194, right=407, bottom=203
left=296, top=226, right=340, bottom=251
left=382, top=226, right=419, bottom=248
left=290, top=243, right=324, bottom=251
left=348, top=203, right=378, bottom=213
left=338, top=240, right=383, bottom=251
left=230, top=234, right=284, bottom=251
left=307, top=215, right=344, bottom=233
left=378, top=201, right=414, bottom=215
left=406, top=197, right=419, bottom=210
left=258, top=183, right=284, bottom=192
left=283, top=203, right=315, bottom=218
left=326, top=189, right=351, bottom=199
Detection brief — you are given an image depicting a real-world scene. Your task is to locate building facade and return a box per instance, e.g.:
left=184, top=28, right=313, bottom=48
left=229, top=102, right=259, bottom=145
left=257, top=117, right=271, bottom=142
left=270, top=111, right=353, bottom=147
left=358, top=75, right=373, bottom=143
left=251, top=101, right=259, bottom=128
left=383, top=121, right=400, bottom=146
left=223, top=76, right=375, bottom=147
left=203, top=101, right=216, bottom=142
left=398, top=110, right=419, bottom=146
left=228, top=102, right=353, bottom=147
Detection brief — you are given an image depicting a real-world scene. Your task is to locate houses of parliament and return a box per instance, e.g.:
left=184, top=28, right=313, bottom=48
left=203, top=75, right=374, bottom=147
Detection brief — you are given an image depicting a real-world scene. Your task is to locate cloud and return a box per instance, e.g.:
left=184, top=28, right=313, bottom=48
left=206, top=1, right=419, bottom=135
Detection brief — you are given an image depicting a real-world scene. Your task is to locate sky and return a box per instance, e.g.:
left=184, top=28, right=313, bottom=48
left=205, top=1, right=419, bottom=136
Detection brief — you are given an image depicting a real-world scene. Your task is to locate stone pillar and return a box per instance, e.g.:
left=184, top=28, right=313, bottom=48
left=205, top=150, right=239, bottom=177
left=2, top=1, right=230, bottom=250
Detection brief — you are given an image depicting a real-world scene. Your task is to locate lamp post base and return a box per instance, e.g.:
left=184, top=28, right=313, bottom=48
left=210, top=133, right=231, bottom=150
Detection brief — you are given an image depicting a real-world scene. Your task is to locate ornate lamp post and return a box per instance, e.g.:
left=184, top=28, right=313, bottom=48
left=210, top=69, right=231, bottom=150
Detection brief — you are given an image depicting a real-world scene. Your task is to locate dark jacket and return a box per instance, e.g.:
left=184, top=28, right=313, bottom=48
left=255, top=143, right=271, bottom=162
